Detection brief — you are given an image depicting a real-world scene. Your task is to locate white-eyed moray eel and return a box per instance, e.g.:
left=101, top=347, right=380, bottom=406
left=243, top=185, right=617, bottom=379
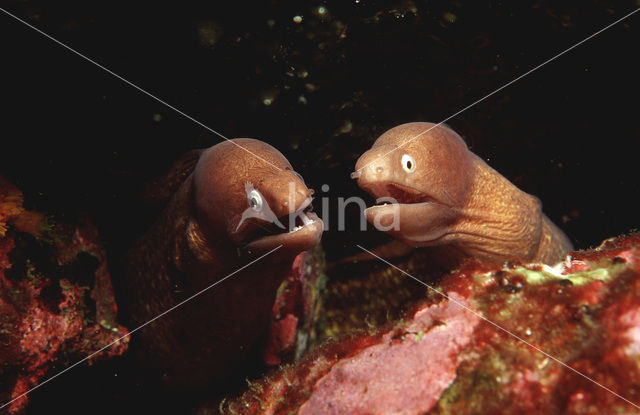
left=125, top=139, right=322, bottom=386
left=352, top=122, right=573, bottom=265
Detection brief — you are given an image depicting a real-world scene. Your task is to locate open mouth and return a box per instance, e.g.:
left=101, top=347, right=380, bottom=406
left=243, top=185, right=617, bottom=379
left=364, top=182, right=438, bottom=206
left=242, top=203, right=317, bottom=245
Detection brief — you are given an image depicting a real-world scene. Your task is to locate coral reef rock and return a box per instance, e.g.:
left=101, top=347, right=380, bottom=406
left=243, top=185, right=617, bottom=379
left=223, top=233, right=640, bottom=415
left=263, top=245, right=327, bottom=366
left=0, top=177, right=129, bottom=414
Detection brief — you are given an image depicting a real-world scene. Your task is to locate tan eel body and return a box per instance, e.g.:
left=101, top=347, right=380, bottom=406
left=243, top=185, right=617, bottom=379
left=353, top=122, right=572, bottom=265
left=125, top=139, right=322, bottom=386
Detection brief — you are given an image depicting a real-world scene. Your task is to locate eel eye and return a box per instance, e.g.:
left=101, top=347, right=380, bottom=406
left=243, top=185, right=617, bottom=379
left=401, top=154, right=416, bottom=173
left=248, top=189, right=263, bottom=212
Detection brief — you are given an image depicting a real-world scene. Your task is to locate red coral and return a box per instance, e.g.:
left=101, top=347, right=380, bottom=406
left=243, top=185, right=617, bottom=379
left=0, top=177, right=129, bottom=414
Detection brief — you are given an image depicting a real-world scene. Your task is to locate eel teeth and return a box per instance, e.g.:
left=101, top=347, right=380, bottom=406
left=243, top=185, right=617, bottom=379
left=288, top=212, right=315, bottom=233
left=301, top=212, right=314, bottom=226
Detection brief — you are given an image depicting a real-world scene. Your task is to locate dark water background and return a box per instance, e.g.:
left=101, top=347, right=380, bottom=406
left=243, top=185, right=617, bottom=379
left=1, top=0, right=638, bottom=413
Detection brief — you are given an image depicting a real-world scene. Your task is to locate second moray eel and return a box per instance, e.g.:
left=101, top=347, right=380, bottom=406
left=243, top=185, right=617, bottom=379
left=352, top=122, right=572, bottom=265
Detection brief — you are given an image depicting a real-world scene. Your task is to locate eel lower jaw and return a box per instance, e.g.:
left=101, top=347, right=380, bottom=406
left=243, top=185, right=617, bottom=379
left=364, top=201, right=460, bottom=246
left=242, top=211, right=323, bottom=255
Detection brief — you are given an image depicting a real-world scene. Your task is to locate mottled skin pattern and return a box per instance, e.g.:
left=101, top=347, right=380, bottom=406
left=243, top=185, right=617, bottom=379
left=353, top=122, right=572, bottom=264
left=125, top=139, right=322, bottom=386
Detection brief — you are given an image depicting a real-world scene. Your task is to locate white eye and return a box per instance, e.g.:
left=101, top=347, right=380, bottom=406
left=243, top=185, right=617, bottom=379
left=248, top=189, right=263, bottom=212
left=401, top=154, right=416, bottom=173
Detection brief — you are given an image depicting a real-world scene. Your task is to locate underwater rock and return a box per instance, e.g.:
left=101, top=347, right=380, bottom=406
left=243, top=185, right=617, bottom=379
left=0, top=177, right=128, bottom=414
left=323, top=244, right=459, bottom=341
left=263, top=244, right=327, bottom=366
left=222, top=233, right=640, bottom=414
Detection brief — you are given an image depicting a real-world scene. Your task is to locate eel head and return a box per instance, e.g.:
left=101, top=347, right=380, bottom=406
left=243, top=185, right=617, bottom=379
left=193, top=139, right=323, bottom=256
left=352, top=122, right=474, bottom=247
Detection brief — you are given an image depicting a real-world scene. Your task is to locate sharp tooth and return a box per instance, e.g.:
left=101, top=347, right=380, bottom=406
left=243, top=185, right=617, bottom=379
left=301, top=213, right=314, bottom=226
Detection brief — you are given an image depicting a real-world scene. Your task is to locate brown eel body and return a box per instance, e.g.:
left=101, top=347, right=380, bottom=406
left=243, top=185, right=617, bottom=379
left=352, top=122, right=572, bottom=265
left=124, top=139, right=322, bottom=386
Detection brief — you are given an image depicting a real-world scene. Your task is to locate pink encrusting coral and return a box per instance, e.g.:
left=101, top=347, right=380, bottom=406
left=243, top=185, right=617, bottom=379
left=223, top=233, right=640, bottom=414
left=0, top=177, right=129, bottom=414
left=298, top=293, right=479, bottom=414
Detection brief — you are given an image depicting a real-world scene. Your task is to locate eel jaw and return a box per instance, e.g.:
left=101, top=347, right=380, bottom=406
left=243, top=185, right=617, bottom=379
left=242, top=209, right=323, bottom=255
left=360, top=182, right=460, bottom=246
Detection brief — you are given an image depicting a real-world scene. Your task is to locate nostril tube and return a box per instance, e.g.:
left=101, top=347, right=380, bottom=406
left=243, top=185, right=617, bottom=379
left=350, top=171, right=361, bottom=179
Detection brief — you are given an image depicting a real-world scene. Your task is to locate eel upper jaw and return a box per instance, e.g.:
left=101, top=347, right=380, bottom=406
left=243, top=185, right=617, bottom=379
left=360, top=181, right=460, bottom=246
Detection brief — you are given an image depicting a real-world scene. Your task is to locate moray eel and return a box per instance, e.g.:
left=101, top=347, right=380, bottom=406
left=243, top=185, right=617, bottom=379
left=352, top=122, right=572, bottom=264
left=125, top=139, right=322, bottom=386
